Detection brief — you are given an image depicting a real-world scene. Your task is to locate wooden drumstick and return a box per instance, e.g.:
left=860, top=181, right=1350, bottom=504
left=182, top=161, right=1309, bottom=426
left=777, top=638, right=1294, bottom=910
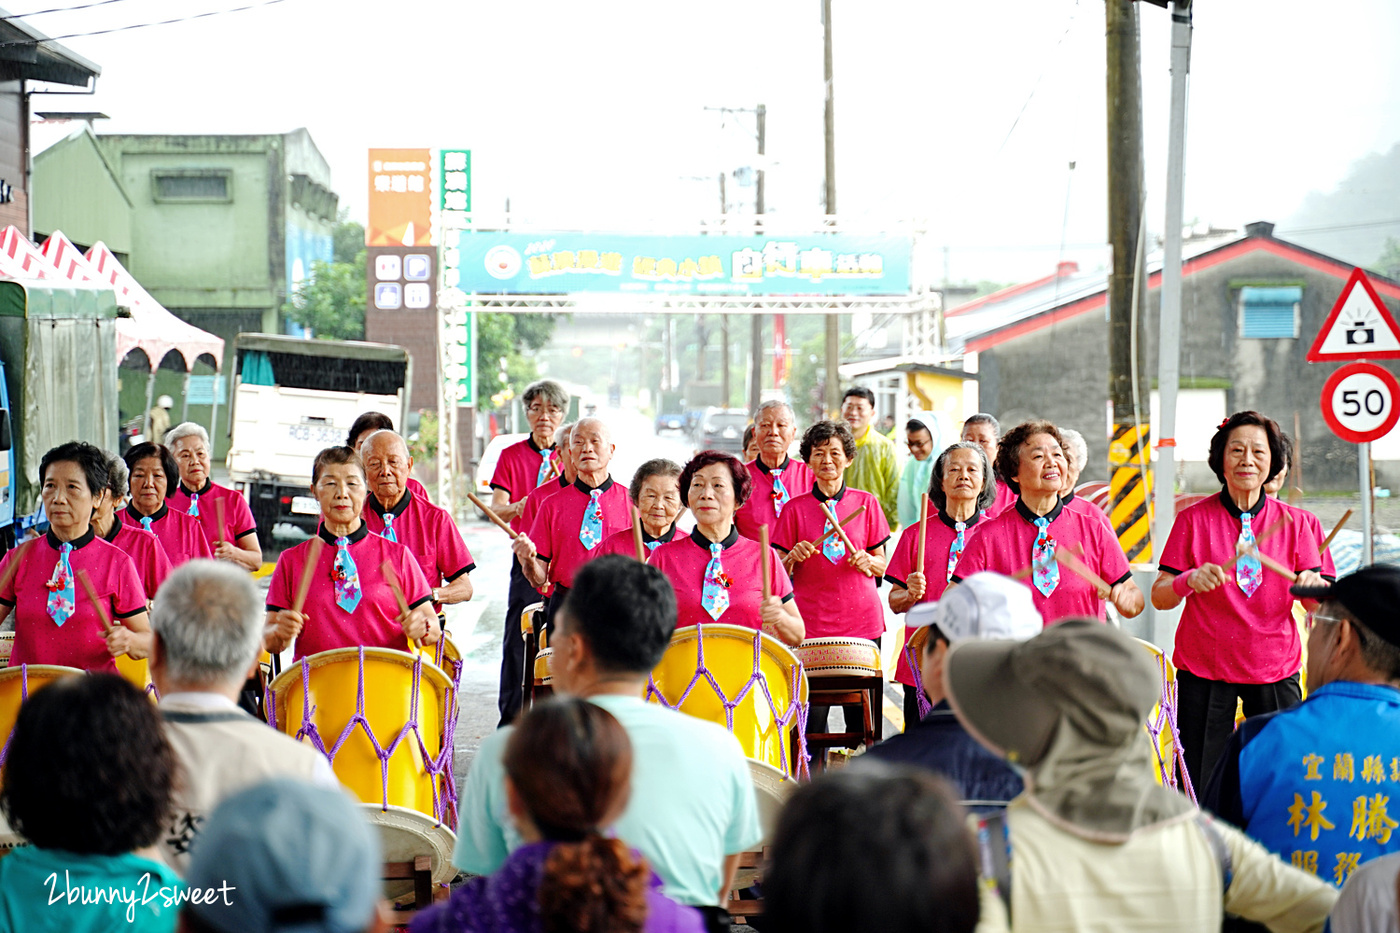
left=760, top=525, right=772, bottom=602
left=215, top=497, right=227, bottom=548
left=466, top=491, right=519, bottom=540
left=814, top=503, right=866, bottom=545
left=916, top=493, right=930, bottom=577
left=1321, top=509, right=1353, bottom=553
left=1010, top=564, right=1033, bottom=582
left=0, top=539, right=31, bottom=598
left=1223, top=510, right=1292, bottom=571
left=380, top=559, right=423, bottom=650
left=291, top=536, right=326, bottom=615
left=76, top=568, right=113, bottom=636
left=1256, top=552, right=1299, bottom=583
left=817, top=501, right=858, bottom=555
left=1059, top=546, right=1111, bottom=599
left=631, top=503, right=646, bottom=562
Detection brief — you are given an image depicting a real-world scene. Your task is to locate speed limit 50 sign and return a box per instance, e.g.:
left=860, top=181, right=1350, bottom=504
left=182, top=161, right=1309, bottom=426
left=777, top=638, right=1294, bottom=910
left=1321, top=361, right=1400, bottom=443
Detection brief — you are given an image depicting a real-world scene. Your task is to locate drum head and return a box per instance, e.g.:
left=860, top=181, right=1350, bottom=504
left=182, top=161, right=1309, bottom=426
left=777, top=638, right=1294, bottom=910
left=362, top=804, right=458, bottom=896
left=732, top=759, right=796, bottom=890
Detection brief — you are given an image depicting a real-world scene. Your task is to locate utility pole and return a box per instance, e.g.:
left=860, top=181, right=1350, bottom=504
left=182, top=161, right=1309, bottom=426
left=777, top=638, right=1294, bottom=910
left=748, top=104, right=767, bottom=417
left=1105, top=0, right=1153, bottom=563
left=822, top=0, right=840, bottom=417
left=719, top=172, right=730, bottom=406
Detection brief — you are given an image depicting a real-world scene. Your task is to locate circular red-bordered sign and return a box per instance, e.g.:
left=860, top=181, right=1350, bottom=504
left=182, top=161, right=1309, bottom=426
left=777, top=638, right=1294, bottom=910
left=1320, top=361, right=1400, bottom=444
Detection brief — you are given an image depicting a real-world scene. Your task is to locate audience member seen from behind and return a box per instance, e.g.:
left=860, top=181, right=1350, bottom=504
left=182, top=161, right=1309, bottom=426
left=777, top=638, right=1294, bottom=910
left=861, top=572, right=1033, bottom=812
left=151, top=560, right=336, bottom=872
left=764, top=764, right=979, bottom=933
left=945, top=618, right=1337, bottom=932
left=180, top=778, right=386, bottom=933
left=413, top=698, right=702, bottom=933
left=1203, top=565, right=1400, bottom=893
left=454, top=556, right=762, bottom=933
left=1328, top=848, right=1400, bottom=933
left=0, top=674, right=184, bottom=932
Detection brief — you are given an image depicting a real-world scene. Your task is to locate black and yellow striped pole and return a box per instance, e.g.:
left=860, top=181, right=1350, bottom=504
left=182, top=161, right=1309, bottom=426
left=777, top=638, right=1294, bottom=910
left=1108, top=423, right=1153, bottom=562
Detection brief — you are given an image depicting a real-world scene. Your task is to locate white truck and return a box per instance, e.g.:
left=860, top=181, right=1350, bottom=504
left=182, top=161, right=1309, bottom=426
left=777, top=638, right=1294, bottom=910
left=226, top=333, right=413, bottom=547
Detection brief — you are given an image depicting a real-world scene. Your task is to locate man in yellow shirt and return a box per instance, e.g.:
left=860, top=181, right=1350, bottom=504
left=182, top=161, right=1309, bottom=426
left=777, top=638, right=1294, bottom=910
left=841, top=386, right=899, bottom=528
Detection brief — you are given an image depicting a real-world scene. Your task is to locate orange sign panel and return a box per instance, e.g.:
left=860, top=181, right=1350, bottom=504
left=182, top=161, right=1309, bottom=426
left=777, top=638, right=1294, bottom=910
left=367, top=149, right=433, bottom=247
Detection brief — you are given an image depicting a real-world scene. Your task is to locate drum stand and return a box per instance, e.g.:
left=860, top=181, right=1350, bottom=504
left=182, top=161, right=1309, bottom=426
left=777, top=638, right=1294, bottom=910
left=520, top=601, right=544, bottom=709
left=803, top=674, right=883, bottom=770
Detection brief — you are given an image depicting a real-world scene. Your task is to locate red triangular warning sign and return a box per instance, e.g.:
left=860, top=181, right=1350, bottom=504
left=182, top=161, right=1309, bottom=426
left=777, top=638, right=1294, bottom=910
left=1308, top=267, right=1400, bottom=362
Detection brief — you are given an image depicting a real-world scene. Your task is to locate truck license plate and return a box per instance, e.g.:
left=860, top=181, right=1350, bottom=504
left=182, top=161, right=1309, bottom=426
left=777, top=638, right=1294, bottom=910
left=290, top=496, right=319, bottom=515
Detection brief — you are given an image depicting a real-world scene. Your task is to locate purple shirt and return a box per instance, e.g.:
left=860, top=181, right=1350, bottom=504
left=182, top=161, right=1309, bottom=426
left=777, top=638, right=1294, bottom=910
left=884, top=509, right=984, bottom=686
left=1159, top=492, right=1323, bottom=684
left=953, top=497, right=1132, bottom=625
left=169, top=480, right=258, bottom=548
left=648, top=527, right=794, bottom=632
left=489, top=437, right=564, bottom=534
left=121, top=503, right=213, bottom=568
left=771, top=485, right=890, bottom=641
left=735, top=455, right=815, bottom=540
left=528, top=478, right=632, bottom=589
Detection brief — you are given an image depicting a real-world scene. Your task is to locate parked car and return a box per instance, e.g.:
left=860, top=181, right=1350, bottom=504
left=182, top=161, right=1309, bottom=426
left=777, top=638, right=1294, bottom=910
left=693, top=407, right=750, bottom=455
left=474, top=432, right=527, bottom=517
left=655, top=411, right=686, bottom=433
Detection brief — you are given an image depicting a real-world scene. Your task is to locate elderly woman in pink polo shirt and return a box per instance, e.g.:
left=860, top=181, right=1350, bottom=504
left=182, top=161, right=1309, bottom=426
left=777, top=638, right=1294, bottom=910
left=1151, top=410, right=1328, bottom=788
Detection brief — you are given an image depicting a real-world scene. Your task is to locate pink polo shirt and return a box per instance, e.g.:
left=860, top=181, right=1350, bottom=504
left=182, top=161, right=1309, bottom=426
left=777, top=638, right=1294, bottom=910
left=0, top=530, right=147, bottom=673
left=121, top=503, right=213, bottom=568
left=985, top=482, right=1017, bottom=519
left=771, top=485, right=890, bottom=640
left=518, top=476, right=570, bottom=536
left=1277, top=499, right=1336, bottom=578
left=953, top=498, right=1132, bottom=625
left=1159, top=492, right=1324, bottom=684
left=489, top=437, right=564, bottom=533
left=265, top=524, right=432, bottom=660
left=1062, top=491, right=1115, bottom=533
left=102, top=519, right=172, bottom=600
left=363, top=489, right=476, bottom=604
left=884, top=509, right=985, bottom=686
left=170, top=480, right=258, bottom=548
left=598, top=523, right=679, bottom=560
left=735, top=455, right=815, bottom=540
left=528, top=477, right=632, bottom=589
left=647, top=526, right=794, bottom=632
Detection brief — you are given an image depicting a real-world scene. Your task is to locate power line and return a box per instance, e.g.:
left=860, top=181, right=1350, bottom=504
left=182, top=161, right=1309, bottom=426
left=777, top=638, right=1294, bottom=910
left=1276, top=218, right=1400, bottom=236
left=995, top=0, right=1083, bottom=156
left=3, top=0, right=140, bottom=22
left=0, top=0, right=289, bottom=48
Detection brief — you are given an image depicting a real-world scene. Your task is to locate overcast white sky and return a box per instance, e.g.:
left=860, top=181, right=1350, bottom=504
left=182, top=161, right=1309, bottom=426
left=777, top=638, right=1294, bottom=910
left=22, top=0, right=1400, bottom=282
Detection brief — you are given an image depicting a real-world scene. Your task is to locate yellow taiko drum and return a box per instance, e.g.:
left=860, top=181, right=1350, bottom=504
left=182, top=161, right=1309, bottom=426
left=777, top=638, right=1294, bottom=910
left=534, top=647, right=554, bottom=686
left=649, top=623, right=808, bottom=776
left=1136, top=639, right=1180, bottom=788
left=0, top=663, right=82, bottom=760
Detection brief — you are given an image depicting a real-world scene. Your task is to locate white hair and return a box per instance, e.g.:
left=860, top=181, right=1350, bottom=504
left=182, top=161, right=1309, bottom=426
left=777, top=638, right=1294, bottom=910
left=572, top=417, right=612, bottom=448
left=554, top=421, right=576, bottom=447
left=1059, top=428, right=1088, bottom=472
left=755, top=399, right=794, bottom=421
left=103, top=449, right=129, bottom=500
left=164, top=421, right=210, bottom=450
left=152, top=560, right=264, bottom=687
left=361, top=429, right=409, bottom=459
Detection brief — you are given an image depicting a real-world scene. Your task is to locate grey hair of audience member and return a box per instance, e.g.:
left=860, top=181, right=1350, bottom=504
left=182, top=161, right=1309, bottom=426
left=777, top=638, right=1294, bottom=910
left=103, top=450, right=130, bottom=501
left=523, top=379, right=570, bottom=411
left=152, top=560, right=265, bottom=687
left=1060, top=428, right=1088, bottom=473
left=928, top=442, right=997, bottom=514
left=164, top=421, right=210, bottom=450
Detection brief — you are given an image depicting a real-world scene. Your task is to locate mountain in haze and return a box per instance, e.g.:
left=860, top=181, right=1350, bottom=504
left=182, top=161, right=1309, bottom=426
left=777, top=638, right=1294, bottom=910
left=1278, top=142, right=1400, bottom=269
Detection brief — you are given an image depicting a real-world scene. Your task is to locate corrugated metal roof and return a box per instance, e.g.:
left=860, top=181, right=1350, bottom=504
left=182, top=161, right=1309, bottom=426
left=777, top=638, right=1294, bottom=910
left=0, top=7, right=100, bottom=87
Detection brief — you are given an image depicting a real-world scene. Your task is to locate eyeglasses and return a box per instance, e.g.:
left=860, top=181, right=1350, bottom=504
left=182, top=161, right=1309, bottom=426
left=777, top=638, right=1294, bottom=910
left=1305, top=609, right=1346, bottom=631
left=527, top=404, right=563, bottom=416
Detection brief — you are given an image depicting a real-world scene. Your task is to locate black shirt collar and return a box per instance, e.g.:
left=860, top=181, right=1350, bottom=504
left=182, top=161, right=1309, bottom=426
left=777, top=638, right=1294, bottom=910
left=1219, top=489, right=1267, bottom=520
left=47, top=527, right=96, bottom=550
left=101, top=519, right=123, bottom=544
left=938, top=509, right=981, bottom=531
left=368, top=488, right=413, bottom=519
left=180, top=479, right=214, bottom=497
left=317, top=523, right=370, bottom=546
left=690, top=525, right=740, bottom=550
left=127, top=502, right=169, bottom=523
left=760, top=454, right=791, bottom=474
left=526, top=435, right=556, bottom=454
left=1015, top=497, right=1063, bottom=525
left=812, top=482, right=847, bottom=503
left=644, top=523, right=678, bottom=545
left=1062, top=490, right=1076, bottom=506
left=574, top=476, right=615, bottom=495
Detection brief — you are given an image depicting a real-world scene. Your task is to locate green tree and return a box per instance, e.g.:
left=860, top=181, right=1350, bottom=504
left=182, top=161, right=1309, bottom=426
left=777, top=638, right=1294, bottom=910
left=333, top=220, right=365, bottom=264
left=1375, top=237, right=1400, bottom=280
left=283, top=251, right=367, bottom=340
left=476, top=312, right=561, bottom=411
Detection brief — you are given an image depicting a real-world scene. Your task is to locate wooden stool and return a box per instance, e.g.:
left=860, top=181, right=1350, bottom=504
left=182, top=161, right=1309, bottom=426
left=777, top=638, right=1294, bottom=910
left=726, top=846, right=771, bottom=923
left=803, top=673, right=884, bottom=769
left=384, top=855, right=446, bottom=920
left=519, top=601, right=544, bottom=709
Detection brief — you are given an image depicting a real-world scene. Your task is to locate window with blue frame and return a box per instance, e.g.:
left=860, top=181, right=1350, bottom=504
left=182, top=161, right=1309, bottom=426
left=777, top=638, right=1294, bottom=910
left=1238, top=285, right=1302, bottom=338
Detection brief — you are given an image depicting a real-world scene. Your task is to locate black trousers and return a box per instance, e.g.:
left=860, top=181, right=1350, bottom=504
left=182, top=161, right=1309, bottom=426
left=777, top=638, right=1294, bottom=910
left=1176, top=668, right=1301, bottom=791
left=496, top=558, right=538, bottom=727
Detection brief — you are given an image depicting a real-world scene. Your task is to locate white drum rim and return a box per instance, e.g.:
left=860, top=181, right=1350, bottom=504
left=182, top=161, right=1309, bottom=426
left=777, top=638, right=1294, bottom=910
left=361, top=803, right=458, bottom=885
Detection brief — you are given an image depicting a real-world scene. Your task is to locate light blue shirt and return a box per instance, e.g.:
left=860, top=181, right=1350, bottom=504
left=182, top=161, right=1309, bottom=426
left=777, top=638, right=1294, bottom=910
left=453, top=693, right=763, bottom=907
left=0, top=846, right=184, bottom=932
left=897, top=456, right=936, bottom=528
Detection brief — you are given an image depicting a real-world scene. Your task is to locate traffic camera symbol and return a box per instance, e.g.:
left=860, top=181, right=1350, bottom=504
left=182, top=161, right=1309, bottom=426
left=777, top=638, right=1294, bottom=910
left=1347, top=320, right=1376, bottom=345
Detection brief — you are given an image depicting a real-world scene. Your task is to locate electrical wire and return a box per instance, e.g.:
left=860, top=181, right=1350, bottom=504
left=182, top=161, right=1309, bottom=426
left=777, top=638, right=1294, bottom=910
left=1275, top=218, right=1400, bottom=236
left=2, top=0, right=140, bottom=21
left=994, top=0, right=1083, bottom=156
left=0, top=0, right=289, bottom=47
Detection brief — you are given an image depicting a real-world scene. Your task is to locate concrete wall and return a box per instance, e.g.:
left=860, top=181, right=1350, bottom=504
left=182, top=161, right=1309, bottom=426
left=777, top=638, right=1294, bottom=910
left=977, top=240, right=1400, bottom=492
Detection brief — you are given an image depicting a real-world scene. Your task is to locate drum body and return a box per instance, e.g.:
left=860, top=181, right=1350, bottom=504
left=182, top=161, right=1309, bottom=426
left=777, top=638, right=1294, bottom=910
left=1136, top=639, right=1181, bottom=791
left=0, top=632, right=12, bottom=668
left=795, top=636, right=882, bottom=678
left=268, top=648, right=454, bottom=824
left=0, top=664, right=82, bottom=763
left=649, top=623, right=808, bottom=776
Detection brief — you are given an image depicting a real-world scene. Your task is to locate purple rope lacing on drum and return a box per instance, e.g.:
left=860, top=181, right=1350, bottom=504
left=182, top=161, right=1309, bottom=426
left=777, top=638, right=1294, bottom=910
left=281, top=648, right=458, bottom=827
left=645, top=624, right=811, bottom=780
left=0, top=664, right=30, bottom=768
left=1143, top=652, right=1196, bottom=804
left=905, top=643, right=933, bottom=720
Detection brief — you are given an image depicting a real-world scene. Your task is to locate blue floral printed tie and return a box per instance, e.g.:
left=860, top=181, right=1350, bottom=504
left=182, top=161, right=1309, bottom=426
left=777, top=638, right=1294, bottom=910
left=333, top=537, right=362, bottom=612
left=645, top=538, right=662, bottom=553
left=536, top=450, right=554, bottom=487
left=140, top=516, right=153, bottom=532
left=381, top=512, right=398, bottom=543
left=579, top=489, right=603, bottom=550
left=700, top=543, right=729, bottom=620
left=1031, top=517, right=1059, bottom=597
left=1236, top=512, right=1262, bottom=598
left=47, top=543, right=75, bottom=625
left=187, top=493, right=200, bottom=517
left=946, top=521, right=966, bottom=583
left=771, top=471, right=790, bottom=517
left=822, top=510, right=847, bottom=563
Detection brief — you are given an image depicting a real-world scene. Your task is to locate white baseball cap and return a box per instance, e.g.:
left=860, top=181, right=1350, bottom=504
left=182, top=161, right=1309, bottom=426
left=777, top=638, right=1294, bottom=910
left=906, top=572, right=1043, bottom=643
left=156, top=395, right=174, bottom=408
